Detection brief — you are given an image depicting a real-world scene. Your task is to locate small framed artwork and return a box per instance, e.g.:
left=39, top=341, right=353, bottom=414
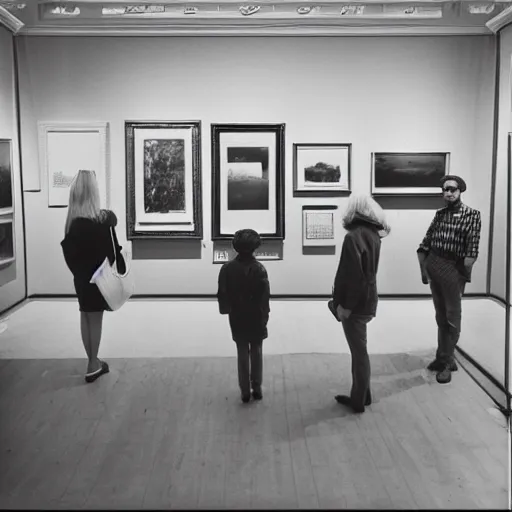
left=38, top=122, right=109, bottom=208
left=211, top=123, right=285, bottom=240
left=125, top=121, right=203, bottom=240
left=0, top=217, right=14, bottom=268
left=302, top=205, right=338, bottom=247
left=371, top=152, right=450, bottom=195
left=0, top=139, right=13, bottom=215
left=293, top=143, right=351, bottom=196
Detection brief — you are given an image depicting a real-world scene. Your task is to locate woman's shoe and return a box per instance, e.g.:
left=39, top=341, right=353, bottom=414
left=85, top=361, right=109, bottom=383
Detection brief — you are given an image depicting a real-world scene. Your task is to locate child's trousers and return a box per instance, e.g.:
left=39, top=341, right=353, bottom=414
left=235, top=339, right=263, bottom=396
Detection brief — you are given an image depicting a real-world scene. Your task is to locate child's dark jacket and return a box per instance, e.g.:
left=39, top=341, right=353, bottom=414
left=217, top=255, right=270, bottom=342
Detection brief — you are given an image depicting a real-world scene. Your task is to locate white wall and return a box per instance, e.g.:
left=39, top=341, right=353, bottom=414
left=0, top=27, right=25, bottom=314
left=490, top=27, right=512, bottom=301
left=17, top=35, right=495, bottom=296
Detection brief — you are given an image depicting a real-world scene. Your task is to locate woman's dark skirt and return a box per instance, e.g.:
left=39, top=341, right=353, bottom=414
left=74, top=278, right=110, bottom=312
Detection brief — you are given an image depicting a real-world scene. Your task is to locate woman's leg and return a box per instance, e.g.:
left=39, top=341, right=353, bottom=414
left=86, top=311, right=104, bottom=373
left=80, top=311, right=92, bottom=360
left=339, top=315, right=372, bottom=412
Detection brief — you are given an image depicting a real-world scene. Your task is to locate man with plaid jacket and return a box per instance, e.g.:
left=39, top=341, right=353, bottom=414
left=417, top=175, right=481, bottom=384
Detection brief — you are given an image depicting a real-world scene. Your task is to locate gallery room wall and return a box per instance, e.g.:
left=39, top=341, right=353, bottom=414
left=490, top=26, right=512, bottom=302
left=0, top=27, right=25, bottom=314
left=16, top=35, right=495, bottom=296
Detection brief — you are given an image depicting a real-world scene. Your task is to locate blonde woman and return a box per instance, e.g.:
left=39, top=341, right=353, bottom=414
left=61, top=170, right=124, bottom=383
left=332, top=194, right=390, bottom=413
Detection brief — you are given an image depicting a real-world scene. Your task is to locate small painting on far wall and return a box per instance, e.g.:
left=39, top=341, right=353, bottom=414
left=0, top=218, right=14, bottom=266
left=371, top=152, right=450, bottom=195
left=293, top=143, right=351, bottom=196
left=227, top=147, right=269, bottom=210
left=0, top=140, right=13, bottom=214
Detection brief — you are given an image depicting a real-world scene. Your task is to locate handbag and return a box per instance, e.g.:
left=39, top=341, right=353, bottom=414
left=90, top=226, right=134, bottom=311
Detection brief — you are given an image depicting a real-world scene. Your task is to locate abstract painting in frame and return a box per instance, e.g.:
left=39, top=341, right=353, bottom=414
left=371, top=152, right=450, bottom=195
left=294, top=143, right=351, bottom=196
left=38, top=122, right=109, bottom=208
left=211, top=123, right=285, bottom=240
left=125, top=121, right=203, bottom=240
left=0, top=139, right=13, bottom=215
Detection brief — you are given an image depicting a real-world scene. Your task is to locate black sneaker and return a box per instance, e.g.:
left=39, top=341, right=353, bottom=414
left=449, top=360, right=458, bottom=372
left=252, top=389, right=263, bottom=400
left=241, top=394, right=251, bottom=403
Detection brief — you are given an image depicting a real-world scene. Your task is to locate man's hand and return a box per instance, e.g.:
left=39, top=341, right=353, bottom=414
left=336, top=304, right=352, bottom=321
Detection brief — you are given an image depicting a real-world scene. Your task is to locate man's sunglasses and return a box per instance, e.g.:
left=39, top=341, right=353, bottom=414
left=442, top=186, right=459, bottom=193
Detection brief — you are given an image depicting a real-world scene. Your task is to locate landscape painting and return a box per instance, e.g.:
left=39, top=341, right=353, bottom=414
left=125, top=121, right=203, bottom=239
left=144, top=138, right=185, bottom=213
left=294, top=143, right=351, bottom=196
left=372, top=152, right=449, bottom=195
left=0, top=140, right=13, bottom=213
left=227, top=147, right=269, bottom=210
left=0, top=219, right=14, bottom=265
left=211, top=123, right=285, bottom=240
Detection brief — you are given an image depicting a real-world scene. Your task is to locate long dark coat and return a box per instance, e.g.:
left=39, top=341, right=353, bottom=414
left=217, top=255, right=271, bottom=343
left=332, top=214, right=385, bottom=317
left=61, top=210, right=124, bottom=312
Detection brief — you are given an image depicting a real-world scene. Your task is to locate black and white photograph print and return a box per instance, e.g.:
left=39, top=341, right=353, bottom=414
left=227, top=147, right=269, bottom=210
left=0, top=218, right=14, bottom=264
left=0, top=139, right=13, bottom=213
left=144, top=138, right=186, bottom=214
left=372, top=152, right=449, bottom=195
left=211, top=123, right=285, bottom=240
left=294, top=143, right=351, bottom=196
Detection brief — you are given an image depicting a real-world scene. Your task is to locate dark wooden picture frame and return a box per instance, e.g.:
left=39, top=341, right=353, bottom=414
left=125, top=121, right=203, bottom=240
left=211, top=123, right=285, bottom=240
left=293, top=143, right=352, bottom=197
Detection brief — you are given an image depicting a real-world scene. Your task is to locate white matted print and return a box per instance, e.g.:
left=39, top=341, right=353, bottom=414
left=125, top=121, right=202, bottom=239
left=38, top=122, right=108, bottom=208
left=302, top=206, right=337, bottom=247
left=294, top=144, right=351, bottom=195
left=212, top=124, right=285, bottom=240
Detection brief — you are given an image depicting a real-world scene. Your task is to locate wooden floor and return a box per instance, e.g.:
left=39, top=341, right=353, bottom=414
left=0, top=352, right=509, bottom=510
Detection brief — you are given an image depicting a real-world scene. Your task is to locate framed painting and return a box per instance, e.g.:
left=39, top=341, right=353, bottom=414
left=125, top=121, right=203, bottom=240
left=38, top=122, right=109, bottom=207
left=0, top=139, right=13, bottom=215
left=294, top=143, right=351, bottom=196
left=0, top=217, right=14, bottom=268
left=302, top=205, right=338, bottom=247
left=211, top=123, right=285, bottom=240
left=371, top=152, right=450, bottom=195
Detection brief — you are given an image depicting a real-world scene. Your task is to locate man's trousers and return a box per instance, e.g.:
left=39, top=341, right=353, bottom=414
left=425, top=252, right=466, bottom=366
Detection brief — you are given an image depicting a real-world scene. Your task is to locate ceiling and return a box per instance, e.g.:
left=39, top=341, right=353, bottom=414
left=0, top=0, right=511, bottom=35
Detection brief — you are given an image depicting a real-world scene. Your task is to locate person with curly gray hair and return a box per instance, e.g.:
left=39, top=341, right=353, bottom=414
left=331, top=194, right=391, bottom=413
left=217, top=229, right=271, bottom=403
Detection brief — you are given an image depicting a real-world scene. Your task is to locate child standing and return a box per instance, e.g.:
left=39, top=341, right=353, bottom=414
left=217, top=229, right=271, bottom=403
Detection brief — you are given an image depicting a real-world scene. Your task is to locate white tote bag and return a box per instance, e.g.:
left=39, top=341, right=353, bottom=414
left=90, top=227, right=134, bottom=311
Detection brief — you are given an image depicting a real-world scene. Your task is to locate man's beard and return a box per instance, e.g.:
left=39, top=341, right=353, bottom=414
left=445, top=197, right=461, bottom=209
